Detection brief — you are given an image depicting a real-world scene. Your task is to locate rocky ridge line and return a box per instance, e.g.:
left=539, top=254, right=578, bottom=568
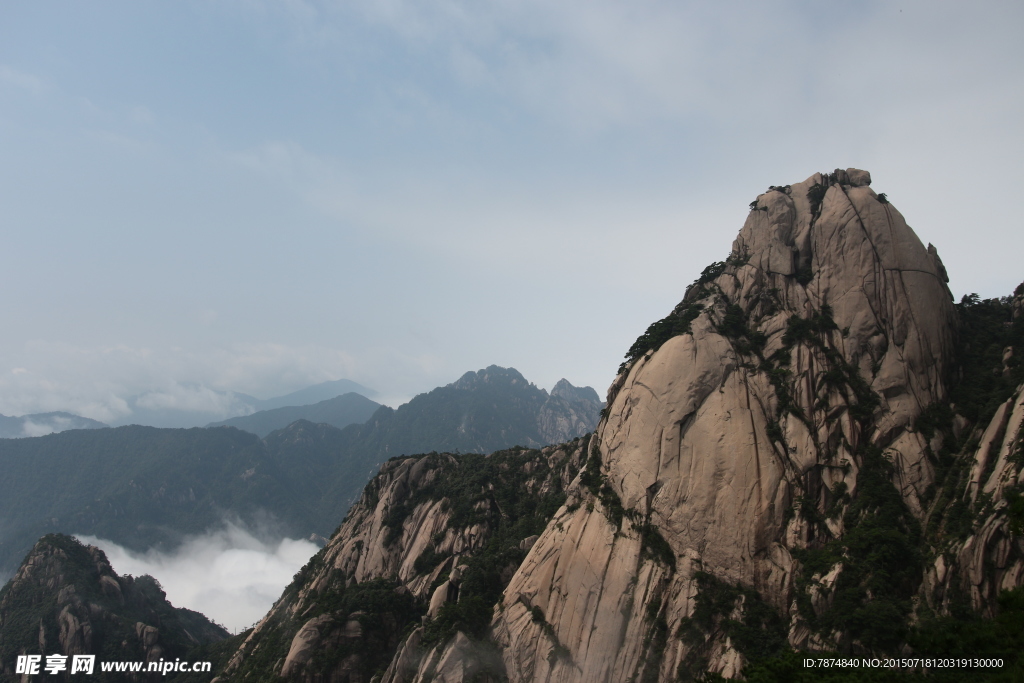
left=218, top=441, right=587, bottom=683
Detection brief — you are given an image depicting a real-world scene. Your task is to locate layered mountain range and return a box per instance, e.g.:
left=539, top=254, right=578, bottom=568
left=111, top=379, right=378, bottom=430
left=208, top=169, right=1024, bottom=682
left=0, top=369, right=600, bottom=581
left=205, top=392, right=382, bottom=438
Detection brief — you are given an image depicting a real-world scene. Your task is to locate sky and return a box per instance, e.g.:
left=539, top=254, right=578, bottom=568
left=2, top=0, right=1023, bottom=424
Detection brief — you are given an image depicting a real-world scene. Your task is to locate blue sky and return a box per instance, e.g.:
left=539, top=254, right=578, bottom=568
left=1, top=0, right=1022, bottom=422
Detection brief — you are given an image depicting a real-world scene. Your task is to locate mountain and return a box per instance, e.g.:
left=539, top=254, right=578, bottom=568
left=205, top=392, right=382, bottom=437
left=210, top=169, right=1024, bottom=682
left=0, top=412, right=107, bottom=439
left=109, top=379, right=377, bottom=429
left=0, top=368, right=600, bottom=580
left=251, top=379, right=377, bottom=410
left=0, top=534, right=231, bottom=683
left=216, top=441, right=586, bottom=682
left=111, top=387, right=263, bottom=429
left=336, top=366, right=602, bottom=457
left=0, top=426, right=292, bottom=579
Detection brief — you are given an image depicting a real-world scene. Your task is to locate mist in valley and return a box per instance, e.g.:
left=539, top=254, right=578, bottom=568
left=78, top=522, right=319, bottom=633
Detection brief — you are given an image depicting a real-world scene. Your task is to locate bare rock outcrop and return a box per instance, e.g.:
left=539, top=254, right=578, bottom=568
left=923, top=383, right=1024, bottom=618
left=221, top=443, right=585, bottom=682
left=536, top=381, right=604, bottom=445
left=492, top=169, right=967, bottom=679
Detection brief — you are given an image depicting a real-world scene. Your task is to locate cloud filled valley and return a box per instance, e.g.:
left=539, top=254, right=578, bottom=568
left=77, top=523, right=319, bottom=633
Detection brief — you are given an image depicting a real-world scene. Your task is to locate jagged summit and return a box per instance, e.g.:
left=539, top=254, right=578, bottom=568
left=0, top=534, right=228, bottom=677
left=550, top=378, right=601, bottom=404
left=451, top=365, right=532, bottom=390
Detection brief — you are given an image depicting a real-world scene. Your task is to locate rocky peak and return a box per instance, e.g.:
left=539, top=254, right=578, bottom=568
left=549, top=379, right=601, bottom=405
left=451, top=366, right=531, bottom=391
left=491, top=169, right=973, bottom=679
left=0, top=534, right=228, bottom=678
left=203, top=169, right=1022, bottom=681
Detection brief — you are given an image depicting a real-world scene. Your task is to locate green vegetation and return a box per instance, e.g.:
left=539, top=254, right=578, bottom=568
left=1006, top=484, right=1024, bottom=536
left=620, top=303, right=705, bottom=373
left=677, top=572, right=788, bottom=680
left=792, top=445, right=924, bottom=653
left=636, top=522, right=676, bottom=570
left=949, top=294, right=1023, bottom=425
left=639, top=597, right=670, bottom=683
left=807, top=182, right=828, bottom=214
left=717, top=303, right=768, bottom=356
left=619, top=259, right=737, bottom=373
left=914, top=293, right=1023, bottom=547
left=412, top=446, right=579, bottom=647
left=740, top=587, right=1024, bottom=682
left=615, top=248, right=1023, bottom=675
left=580, top=442, right=676, bottom=573
left=579, top=442, right=627, bottom=528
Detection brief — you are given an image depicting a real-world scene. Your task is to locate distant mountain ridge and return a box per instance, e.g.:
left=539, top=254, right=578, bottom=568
left=109, top=378, right=378, bottom=429
left=0, top=411, right=108, bottom=439
left=251, top=378, right=377, bottom=410
left=0, top=366, right=601, bottom=579
left=205, top=392, right=382, bottom=437
left=343, top=365, right=603, bottom=457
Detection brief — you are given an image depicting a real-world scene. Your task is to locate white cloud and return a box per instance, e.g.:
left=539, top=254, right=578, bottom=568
left=78, top=523, right=319, bottom=633
left=0, top=342, right=363, bottom=422
left=21, top=420, right=60, bottom=438
left=0, top=64, right=45, bottom=93
left=134, top=384, right=252, bottom=415
left=228, top=138, right=734, bottom=275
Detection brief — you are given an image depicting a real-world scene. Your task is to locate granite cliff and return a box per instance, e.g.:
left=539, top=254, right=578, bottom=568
left=217, top=441, right=587, bottom=682
left=204, top=169, right=1023, bottom=681
left=492, top=169, right=1022, bottom=680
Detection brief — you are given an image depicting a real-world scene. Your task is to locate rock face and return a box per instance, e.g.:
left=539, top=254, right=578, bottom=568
left=221, top=442, right=586, bottom=683
left=214, top=169, right=1024, bottom=681
left=491, top=169, right=1011, bottom=679
left=927, top=384, right=1024, bottom=618
left=537, top=381, right=604, bottom=446
left=0, top=534, right=228, bottom=680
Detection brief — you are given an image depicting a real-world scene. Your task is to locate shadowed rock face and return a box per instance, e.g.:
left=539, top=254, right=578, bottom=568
left=492, top=169, right=962, bottom=680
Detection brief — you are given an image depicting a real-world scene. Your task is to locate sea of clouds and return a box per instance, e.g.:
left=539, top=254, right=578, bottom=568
left=78, top=522, right=319, bottom=633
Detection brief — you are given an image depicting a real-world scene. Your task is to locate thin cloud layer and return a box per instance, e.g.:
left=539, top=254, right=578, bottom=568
left=0, top=342, right=365, bottom=423
left=78, top=524, right=319, bottom=633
